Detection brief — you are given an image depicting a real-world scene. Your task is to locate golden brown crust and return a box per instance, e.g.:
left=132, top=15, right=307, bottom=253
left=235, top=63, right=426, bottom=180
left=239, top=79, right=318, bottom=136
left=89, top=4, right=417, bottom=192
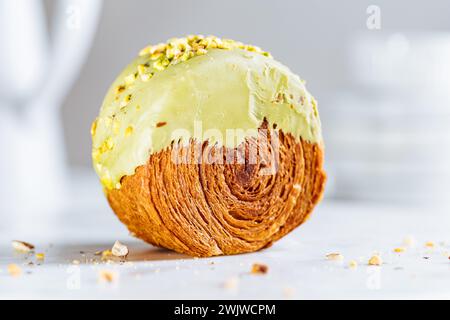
left=107, top=123, right=326, bottom=257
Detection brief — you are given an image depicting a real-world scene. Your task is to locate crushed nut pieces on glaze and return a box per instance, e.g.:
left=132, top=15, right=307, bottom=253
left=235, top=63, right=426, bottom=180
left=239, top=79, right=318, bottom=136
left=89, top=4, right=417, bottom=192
left=91, top=36, right=271, bottom=190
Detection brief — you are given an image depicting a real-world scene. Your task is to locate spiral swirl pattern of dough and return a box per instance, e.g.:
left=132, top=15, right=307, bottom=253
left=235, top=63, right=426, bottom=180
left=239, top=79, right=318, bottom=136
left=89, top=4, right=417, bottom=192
left=107, top=121, right=326, bottom=257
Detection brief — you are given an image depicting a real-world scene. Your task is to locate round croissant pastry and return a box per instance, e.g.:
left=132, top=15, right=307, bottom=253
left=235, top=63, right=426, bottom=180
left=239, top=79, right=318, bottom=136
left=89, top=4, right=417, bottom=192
left=91, top=36, right=326, bottom=257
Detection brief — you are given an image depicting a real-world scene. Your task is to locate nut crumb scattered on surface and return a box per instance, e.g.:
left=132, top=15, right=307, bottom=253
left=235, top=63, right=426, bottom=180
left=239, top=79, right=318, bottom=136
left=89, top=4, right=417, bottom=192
left=403, top=235, right=415, bottom=247
left=348, top=260, right=358, bottom=269
left=326, top=253, right=344, bottom=261
left=283, top=287, right=295, bottom=299
left=12, top=240, right=35, bottom=253
left=112, top=241, right=129, bottom=258
left=8, top=264, right=22, bottom=277
left=98, top=270, right=118, bottom=283
left=35, top=253, right=45, bottom=260
left=156, top=121, right=167, bottom=128
left=223, top=276, right=239, bottom=290
left=425, top=241, right=435, bottom=248
left=251, top=263, right=268, bottom=274
left=368, top=255, right=382, bottom=266
left=102, top=250, right=113, bottom=258
left=394, top=247, right=405, bottom=253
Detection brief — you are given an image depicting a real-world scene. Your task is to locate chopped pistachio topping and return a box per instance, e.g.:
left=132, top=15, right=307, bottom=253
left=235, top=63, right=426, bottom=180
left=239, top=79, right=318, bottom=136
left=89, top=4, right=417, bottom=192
left=125, top=126, right=134, bottom=136
left=140, top=73, right=153, bottom=82
left=112, top=119, right=121, bottom=135
left=139, top=35, right=271, bottom=64
left=124, top=73, right=137, bottom=86
left=91, top=119, right=98, bottom=136
left=120, top=94, right=132, bottom=108
left=115, top=85, right=126, bottom=94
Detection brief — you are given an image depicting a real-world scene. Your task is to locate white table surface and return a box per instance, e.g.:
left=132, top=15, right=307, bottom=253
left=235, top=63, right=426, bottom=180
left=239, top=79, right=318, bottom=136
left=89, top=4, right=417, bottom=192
left=1, top=171, right=449, bottom=300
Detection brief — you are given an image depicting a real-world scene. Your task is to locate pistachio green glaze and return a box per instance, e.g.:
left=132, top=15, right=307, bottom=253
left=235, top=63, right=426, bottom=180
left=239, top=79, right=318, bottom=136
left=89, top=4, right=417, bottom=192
left=92, top=46, right=322, bottom=190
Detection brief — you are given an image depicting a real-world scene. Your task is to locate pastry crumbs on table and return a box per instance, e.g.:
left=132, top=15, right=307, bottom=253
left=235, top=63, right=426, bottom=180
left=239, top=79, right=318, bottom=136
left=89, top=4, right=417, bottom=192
left=251, top=263, right=268, bottom=274
left=223, top=276, right=239, bottom=290
left=283, top=287, right=295, bottom=299
left=12, top=240, right=35, bottom=253
left=102, top=249, right=113, bottom=257
left=394, top=247, right=405, bottom=253
left=8, top=264, right=22, bottom=277
left=111, top=240, right=129, bottom=257
left=125, top=126, right=134, bottom=136
left=326, top=253, right=344, bottom=261
left=402, top=235, right=415, bottom=247
left=368, top=255, right=382, bottom=266
left=98, top=270, right=118, bottom=283
left=35, top=253, right=45, bottom=260
left=156, top=121, right=167, bottom=127
left=348, top=260, right=358, bottom=268
left=425, top=241, right=435, bottom=248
